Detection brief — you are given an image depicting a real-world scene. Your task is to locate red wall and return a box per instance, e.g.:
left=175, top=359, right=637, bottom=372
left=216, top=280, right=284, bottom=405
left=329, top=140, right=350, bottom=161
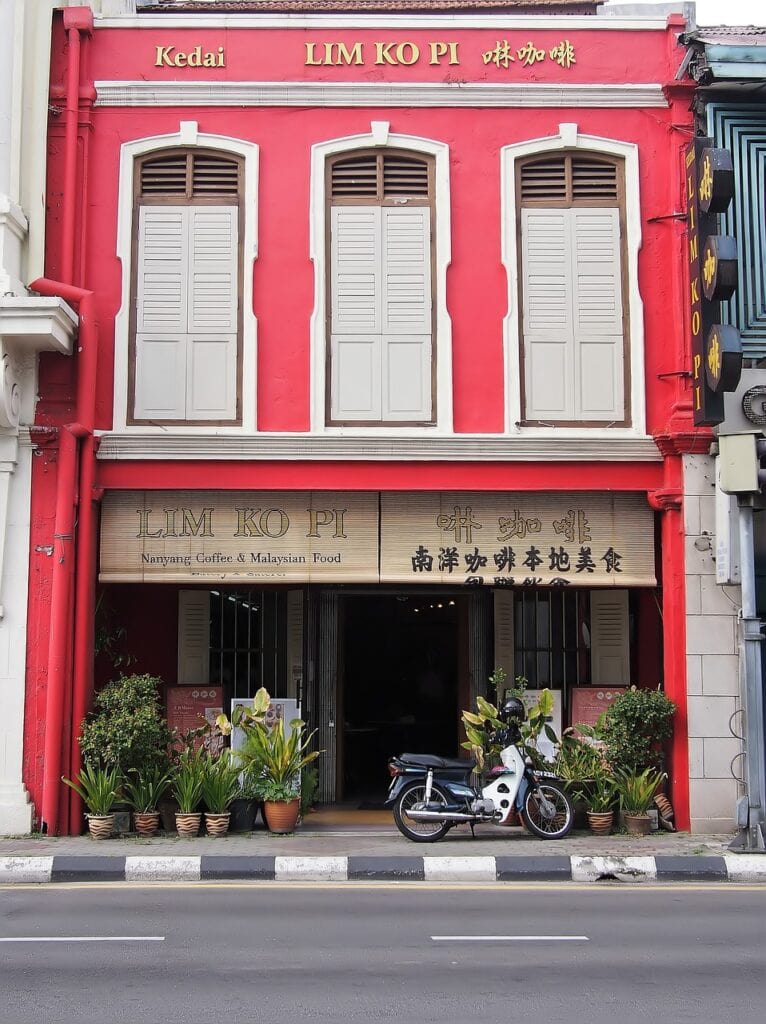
left=25, top=16, right=695, bottom=827
left=38, top=20, right=693, bottom=441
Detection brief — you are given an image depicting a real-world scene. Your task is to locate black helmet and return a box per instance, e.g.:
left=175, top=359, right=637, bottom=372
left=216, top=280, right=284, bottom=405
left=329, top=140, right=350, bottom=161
left=499, top=696, right=526, bottom=724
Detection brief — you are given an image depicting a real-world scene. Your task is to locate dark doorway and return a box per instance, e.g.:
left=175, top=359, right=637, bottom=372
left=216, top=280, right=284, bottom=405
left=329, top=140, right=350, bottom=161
left=340, top=593, right=461, bottom=803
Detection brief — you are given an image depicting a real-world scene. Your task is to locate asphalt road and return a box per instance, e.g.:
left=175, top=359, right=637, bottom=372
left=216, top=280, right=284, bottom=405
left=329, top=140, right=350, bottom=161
left=1, top=883, right=764, bottom=1024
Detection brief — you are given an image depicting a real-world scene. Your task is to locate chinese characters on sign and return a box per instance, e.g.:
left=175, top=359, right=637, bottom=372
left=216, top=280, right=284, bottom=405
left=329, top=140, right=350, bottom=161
left=481, top=39, right=576, bottom=69
left=100, top=491, right=655, bottom=587
left=380, top=492, right=654, bottom=588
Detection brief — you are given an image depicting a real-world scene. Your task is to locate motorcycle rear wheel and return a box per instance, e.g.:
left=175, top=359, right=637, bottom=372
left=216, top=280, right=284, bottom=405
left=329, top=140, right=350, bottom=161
left=521, top=782, right=574, bottom=840
left=393, top=782, right=452, bottom=843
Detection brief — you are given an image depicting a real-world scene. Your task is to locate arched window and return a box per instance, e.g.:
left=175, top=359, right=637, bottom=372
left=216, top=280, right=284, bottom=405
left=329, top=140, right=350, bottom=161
left=130, top=148, right=243, bottom=424
left=326, top=149, right=435, bottom=425
left=516, top=151, right=629, bottom=425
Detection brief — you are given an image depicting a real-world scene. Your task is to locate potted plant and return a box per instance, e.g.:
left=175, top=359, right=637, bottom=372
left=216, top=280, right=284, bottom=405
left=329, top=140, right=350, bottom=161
left=62, top=763, right=122, bottom=839
left=171, top=747, right=207, bottom=837
left=616, top=766, right=666, bottom=836
left=217, top=686, right=322, bottom=834
left=201, top=750, right=242, bottom=837
left=238, top=723, right=320, bottom=834
left=599, top=686, right=676, bottom=775
left=123, top=763, right=175, bottom=837
left=79, top=673, right=173, bottom=776
left=229, top=771, right=262, bottom=832
left=583, top=771, right=618, bottom=835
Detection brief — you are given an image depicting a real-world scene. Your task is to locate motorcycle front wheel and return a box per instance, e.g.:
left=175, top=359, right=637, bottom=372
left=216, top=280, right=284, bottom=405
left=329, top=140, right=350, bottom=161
left=521, top=782, right=574, bottom=840
left=393, top=782, right=452, bottom=843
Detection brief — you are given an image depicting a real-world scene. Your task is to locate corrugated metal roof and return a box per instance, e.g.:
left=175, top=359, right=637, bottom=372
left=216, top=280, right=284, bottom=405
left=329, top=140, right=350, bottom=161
left=689, top=26, right=766, bottom=44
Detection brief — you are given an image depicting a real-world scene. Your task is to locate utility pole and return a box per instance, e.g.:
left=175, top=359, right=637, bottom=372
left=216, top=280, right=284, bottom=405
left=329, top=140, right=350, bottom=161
left=719, top=434, right=766, bottom=851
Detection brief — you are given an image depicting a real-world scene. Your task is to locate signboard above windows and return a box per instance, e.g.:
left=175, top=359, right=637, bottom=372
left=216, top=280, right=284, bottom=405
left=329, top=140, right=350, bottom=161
left=99, top=490, right=656, bottom=587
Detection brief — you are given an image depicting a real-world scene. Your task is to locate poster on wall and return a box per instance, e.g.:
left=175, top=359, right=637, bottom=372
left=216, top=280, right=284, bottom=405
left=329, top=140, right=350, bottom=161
left=166, top=686, right=224, bottom=756
left=230, top=698, right=301, bottom=755
left=570, top=686, right=627, bottom=736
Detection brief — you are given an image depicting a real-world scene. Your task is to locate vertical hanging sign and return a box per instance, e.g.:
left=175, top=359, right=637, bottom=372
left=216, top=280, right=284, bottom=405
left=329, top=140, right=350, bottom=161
left=686, top=137, right=742, bottom=426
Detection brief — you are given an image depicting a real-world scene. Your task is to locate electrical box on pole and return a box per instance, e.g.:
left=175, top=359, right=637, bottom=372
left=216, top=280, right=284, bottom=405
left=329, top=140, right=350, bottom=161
left=686, top=138, right=743, bottom=426
left=718, top=434, right=763, bottom=494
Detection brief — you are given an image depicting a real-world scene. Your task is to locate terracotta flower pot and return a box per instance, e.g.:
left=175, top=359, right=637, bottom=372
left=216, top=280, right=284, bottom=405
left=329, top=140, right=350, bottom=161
left=624, top=813, right=652, bottom=836
left=587, top=810, right=614, bottom=836
left=263, top=798, right=300, bottom=834
left=175, top=812, right=202, bottom=837
left=133, top=811, right=160, bottom=837
left=87, top=814, right=115, bottom=840
left=204, top=812, right=231, bottom=837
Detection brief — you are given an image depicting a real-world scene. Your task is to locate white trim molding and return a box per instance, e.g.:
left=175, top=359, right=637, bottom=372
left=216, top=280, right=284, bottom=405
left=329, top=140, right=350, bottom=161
left=94, top=81, right=668, bottom=110
left=96, top=431, right=661, bottom=463
left=95, top=15, right=672, bottom=31
left=112, top=122, right=259, bottom=433
left=500, top=123, right=647, bottom=438
left=310, top=127, right=453, bottom=435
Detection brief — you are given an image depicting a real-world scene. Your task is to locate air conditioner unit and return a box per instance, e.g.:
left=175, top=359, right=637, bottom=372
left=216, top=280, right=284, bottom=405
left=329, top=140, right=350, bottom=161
left=718, top=369, right=766, bottom=436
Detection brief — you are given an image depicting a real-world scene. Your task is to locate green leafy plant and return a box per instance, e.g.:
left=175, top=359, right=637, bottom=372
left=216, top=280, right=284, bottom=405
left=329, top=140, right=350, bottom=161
left=216, top=686, right=271, bottom=737
left=218, top=687, right=321, bottom=797
left=255, top=778, right=299, bottom=803
left=79, top=673, right=172, bottom=776
left=172, top=748, right=207, bottom=814
left=461, top=688, right=557, bottom=771
left=62, top=763, right=121, bottom=817
left=584, top=771, right=618, bottom=813
left=236, top=769, right=264, bottom=803
left=554, top=729, right=604, bottom=784
left=599, top=687, right=676, bottom=774
left=122, top=763, right=175, bottom=814
left=615, top=766, right=666, bottom=815
left=201, top=751, right=242, bottom=814
left=299, top=765, right=320, bottom=818
left=241, top=717, right=321, bottom=790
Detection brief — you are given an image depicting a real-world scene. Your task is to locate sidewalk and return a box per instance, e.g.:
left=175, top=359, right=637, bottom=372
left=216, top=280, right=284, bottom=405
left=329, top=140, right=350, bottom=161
left=1, top=810, right=764, bottom=884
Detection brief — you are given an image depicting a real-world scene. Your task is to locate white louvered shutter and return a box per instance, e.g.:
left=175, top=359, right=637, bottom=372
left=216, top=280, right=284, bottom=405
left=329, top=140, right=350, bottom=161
left=522, top=207, right=625, bottom=424
left=135, top=207, right=189, bottom=419
left=522, top=209, right=575, bottom=420
left=330, top=206, right=383, bottom=420
left=187, top=207, right=238, bottom=419
left=381, top=207, right=432, bottom=420
left=135, top=205, right=238, bottom=421
left=590, top=590, right=630, bottom=685
left=177, top=590, right=210, bottom=684
left=572, top=208, right=624, bottom=421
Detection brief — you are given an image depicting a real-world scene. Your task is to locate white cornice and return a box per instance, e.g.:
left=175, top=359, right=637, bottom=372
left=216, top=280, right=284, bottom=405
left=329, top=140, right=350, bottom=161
left=94, top=80, right=668, bottom=109
left=96, top=432, right=662, bottom=463
left=0, top=297, right=78, bottom=354
left=95, top=15, right=672, bottom=31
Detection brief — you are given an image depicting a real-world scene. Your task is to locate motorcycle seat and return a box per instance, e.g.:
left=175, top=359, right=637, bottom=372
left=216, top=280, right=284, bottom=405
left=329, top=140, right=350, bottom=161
left=399, top=753, right=476, bottom=771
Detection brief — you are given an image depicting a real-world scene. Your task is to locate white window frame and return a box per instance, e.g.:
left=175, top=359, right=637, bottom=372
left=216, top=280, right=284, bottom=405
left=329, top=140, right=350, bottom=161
left=310, top=123, right=452, bottom=434
left=501, top=123, right=646, bottom=437
left=113, top=120, right=259, bottom=433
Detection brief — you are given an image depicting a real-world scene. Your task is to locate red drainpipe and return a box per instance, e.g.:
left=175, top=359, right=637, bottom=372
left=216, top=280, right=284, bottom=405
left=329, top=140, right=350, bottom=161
left=32, top=280, right=97, bottom=835
left=32, top=6, right=94, bottom=834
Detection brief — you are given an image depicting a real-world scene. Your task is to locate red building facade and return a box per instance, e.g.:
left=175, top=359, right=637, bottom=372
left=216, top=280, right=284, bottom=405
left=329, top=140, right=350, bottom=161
left=25, top=2, right=702, bottom=834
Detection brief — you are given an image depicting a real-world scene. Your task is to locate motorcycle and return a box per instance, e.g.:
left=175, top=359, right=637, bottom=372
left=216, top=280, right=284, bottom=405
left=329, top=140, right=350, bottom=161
left=385, top=699, right=574, bottom=844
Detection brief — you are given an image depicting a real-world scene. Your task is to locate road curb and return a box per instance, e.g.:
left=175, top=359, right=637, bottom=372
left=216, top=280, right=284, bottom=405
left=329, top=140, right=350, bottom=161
left=1, top=853, right=765, bottom=884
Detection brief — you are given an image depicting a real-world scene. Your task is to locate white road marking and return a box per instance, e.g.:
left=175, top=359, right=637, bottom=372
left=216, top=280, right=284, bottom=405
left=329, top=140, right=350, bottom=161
left=431, top=935, right=589, bottom=942
left=0, top=936, right=165, bottom=943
